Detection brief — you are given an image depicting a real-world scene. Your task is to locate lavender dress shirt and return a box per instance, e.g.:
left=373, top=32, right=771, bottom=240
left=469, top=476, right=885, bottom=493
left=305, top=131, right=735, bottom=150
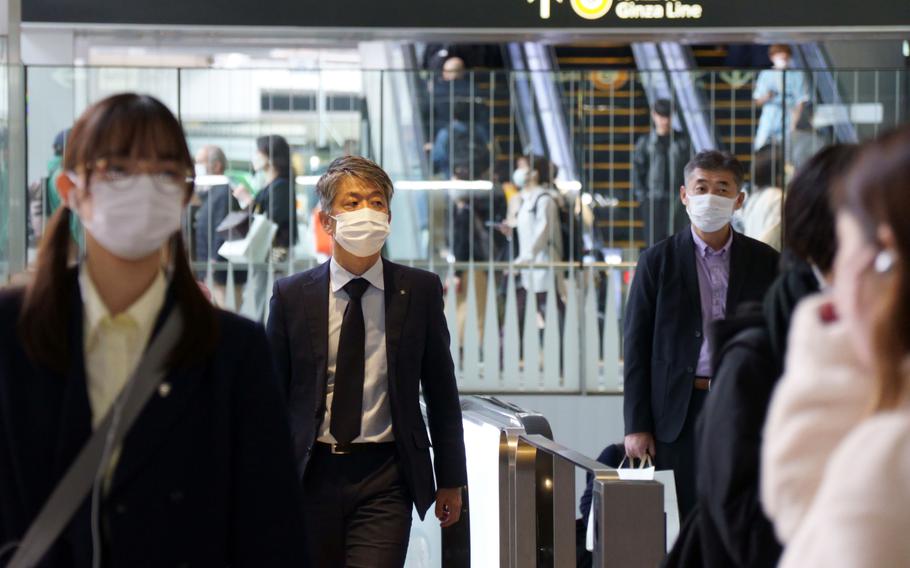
left=691, top=226, right=733, bottom=377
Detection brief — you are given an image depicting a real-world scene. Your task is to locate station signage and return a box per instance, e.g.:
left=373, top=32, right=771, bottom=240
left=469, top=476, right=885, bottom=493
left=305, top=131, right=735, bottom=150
left=22, top=0, right=910, bottom=30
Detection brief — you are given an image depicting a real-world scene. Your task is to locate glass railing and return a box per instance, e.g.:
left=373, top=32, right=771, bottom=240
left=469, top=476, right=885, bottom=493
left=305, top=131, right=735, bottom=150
left=10, top=66, right=910, bottom=393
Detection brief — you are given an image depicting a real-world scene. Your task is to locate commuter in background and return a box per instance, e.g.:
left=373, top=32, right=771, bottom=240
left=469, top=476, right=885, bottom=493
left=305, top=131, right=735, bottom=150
left=0, top=94, right=306, bottom=567
left=753, top=44, right=810, bottom=153
left=233, top=134, right=297, bottom=255
left=739, top=144, right=783, bottom=251
left=633, top=98, right=691, bottom=245
left=623, top=151, right=779, bottom=518
left=193, top=144, right=244, bottom=307
left=763, top=127, right=910, bottom=567
left=232, top=134, right=297, bottom=319
left=267, top=156, right=467, bottom=567
left=513, top=154, right=565, bottom=332
left=666, top=144, right=857, bottom=568
left=27, top=128, right=71, bottom=244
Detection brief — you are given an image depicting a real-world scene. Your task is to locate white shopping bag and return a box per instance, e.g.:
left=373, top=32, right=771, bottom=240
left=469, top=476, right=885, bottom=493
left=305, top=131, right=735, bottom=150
left=586, top=456, right=680, bottom=553
left=217, top=214, right=278, bottom=264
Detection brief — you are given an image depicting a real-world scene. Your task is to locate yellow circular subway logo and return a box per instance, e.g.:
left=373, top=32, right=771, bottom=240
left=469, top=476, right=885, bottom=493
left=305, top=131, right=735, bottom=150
left=570, top=0, right=613, bottom=19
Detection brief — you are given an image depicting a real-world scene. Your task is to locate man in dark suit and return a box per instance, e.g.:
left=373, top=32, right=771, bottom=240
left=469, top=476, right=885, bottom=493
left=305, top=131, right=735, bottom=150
left=623, top=150, right=779, bottom=518
left=266, top=156, right=468, bottom=567
left=192, top=145, right=245, bottom=306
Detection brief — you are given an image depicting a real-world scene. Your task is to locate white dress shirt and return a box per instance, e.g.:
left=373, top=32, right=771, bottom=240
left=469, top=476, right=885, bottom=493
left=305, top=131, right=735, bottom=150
left=317, top=257, right=394, bottom=444
left=80, top=266, right=167, bottom=429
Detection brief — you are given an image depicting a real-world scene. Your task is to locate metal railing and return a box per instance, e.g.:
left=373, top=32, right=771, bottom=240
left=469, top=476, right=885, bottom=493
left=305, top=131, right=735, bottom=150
left=5, top=65, right=910, bottom=393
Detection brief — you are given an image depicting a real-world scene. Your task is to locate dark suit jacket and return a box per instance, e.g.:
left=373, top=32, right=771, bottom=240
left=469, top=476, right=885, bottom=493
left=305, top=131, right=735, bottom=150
left=266, top=259, right=468, bottom=519
left=622, top=228, right=779, bottom=443
left=194, top=183, right=243, bottom=285
left=0, top=273, right=306, bottom=567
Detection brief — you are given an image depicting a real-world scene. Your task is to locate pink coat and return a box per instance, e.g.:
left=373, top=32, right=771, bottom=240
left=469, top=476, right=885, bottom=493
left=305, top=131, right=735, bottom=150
left=762, top=294, right=910, bottom=566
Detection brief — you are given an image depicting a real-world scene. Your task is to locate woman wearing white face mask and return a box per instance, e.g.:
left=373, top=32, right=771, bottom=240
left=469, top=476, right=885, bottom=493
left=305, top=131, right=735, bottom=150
left=0, top=94, right=306, bottom=567
left=512, top=155, right=565, bottom=332
left=231, top=134, right=297, bottom=320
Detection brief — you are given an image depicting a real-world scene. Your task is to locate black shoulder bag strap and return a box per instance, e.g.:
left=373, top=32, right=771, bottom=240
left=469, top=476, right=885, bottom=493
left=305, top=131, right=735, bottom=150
left=5, top=309, right=184, bottom=568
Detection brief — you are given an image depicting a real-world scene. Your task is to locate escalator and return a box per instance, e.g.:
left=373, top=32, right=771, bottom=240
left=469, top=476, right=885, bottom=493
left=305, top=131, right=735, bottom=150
left=554, top=44, right=651, bottom=251
left=690, top=44, right=762, bottom=181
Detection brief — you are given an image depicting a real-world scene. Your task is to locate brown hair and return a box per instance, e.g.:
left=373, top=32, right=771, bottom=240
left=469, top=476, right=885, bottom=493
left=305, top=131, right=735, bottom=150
left=316, top=155, right=394, bottom=212
left=19, top=93, right=218, bottom=372
left=768, top=44, right=793, bottom=58
left=836, top=125, right=910, bottom=410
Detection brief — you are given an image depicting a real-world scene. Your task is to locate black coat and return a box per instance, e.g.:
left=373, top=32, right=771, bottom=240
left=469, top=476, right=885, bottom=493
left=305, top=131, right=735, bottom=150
left=194, top=183, right=242, bottom=285
left=266, top=260, right=468, bottom=518
left=693, top=264, right=819, bottom=568
left=0, top=272, right=307, bottom=567
left=623, top=228, right=779, bottom=443
left=252, top=177, right=297, bottom=249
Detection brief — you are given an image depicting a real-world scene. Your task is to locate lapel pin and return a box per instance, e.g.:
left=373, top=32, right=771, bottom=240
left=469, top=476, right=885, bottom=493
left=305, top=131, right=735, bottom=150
left=158, top=383, right=172, bottom=398
left=400, top=289, right=406, bottom=295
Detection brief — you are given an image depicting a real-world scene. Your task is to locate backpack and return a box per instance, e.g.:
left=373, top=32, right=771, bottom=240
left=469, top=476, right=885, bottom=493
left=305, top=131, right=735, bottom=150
left=531, top=191, right=586, bottom=262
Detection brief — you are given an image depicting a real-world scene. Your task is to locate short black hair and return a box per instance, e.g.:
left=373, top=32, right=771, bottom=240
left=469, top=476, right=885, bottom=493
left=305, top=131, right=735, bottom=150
left=652, top=98, right=672, bottom=118
left=684, top=150, right=745, bottom=188
left=521, top=154, right=557, bottom=186
left=256, top=134, right=291, bottom=177
left=784, top=143, right=858, bottom=271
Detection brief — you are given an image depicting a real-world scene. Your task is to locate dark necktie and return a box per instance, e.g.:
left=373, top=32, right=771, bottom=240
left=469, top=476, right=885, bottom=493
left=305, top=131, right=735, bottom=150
left=330, top=278, right=371, bottom=445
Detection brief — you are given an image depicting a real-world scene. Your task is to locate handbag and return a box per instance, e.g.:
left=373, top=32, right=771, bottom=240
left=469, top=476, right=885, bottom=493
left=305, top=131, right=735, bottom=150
left=3, top=309, right=184, bottom=568
left=217, top=214, right=279, bottom=264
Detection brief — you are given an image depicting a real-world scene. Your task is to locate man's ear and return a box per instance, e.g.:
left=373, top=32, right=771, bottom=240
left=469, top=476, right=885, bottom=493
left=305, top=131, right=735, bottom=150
left=318, top=210, right=335, bottom=236
left=734, top=190, right=746, bottom=211
left=679, top=185, right=688, bottom=207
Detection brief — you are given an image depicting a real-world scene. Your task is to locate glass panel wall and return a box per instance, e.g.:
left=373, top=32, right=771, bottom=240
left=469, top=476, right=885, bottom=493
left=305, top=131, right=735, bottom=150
left=17, top=65, right=910, bottom=393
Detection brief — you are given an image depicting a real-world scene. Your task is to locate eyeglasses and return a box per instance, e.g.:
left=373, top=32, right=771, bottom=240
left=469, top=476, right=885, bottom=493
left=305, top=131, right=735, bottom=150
left=84, top=158, right=193, bottom=194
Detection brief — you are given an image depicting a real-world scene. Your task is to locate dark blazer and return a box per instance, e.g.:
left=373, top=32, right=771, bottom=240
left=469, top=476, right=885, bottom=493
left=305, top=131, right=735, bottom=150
left=0, top=273, right=306, bottom=567
left=266, top=259, right=468, bottom=519
left=622, top=228, right=779, bottom=443
left=194, top=183, right=239, bottom=285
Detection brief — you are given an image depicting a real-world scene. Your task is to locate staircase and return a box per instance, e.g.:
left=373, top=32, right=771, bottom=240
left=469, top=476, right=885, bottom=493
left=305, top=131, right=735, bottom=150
left=553, top=44, right=651, bottom=253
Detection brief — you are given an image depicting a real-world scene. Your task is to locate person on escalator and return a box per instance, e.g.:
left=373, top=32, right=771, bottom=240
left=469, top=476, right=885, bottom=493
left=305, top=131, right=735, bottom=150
left=632, top=98, right=691, bottom=246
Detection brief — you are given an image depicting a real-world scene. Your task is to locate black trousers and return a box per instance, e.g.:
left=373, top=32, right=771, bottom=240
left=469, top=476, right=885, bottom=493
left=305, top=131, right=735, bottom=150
left=303, top=444, right=413, bottom=568
left=655, top=389, right=707, bottom=520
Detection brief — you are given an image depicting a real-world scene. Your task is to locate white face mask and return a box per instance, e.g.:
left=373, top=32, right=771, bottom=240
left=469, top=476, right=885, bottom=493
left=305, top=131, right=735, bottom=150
left=252, top=153, right=268, bottom=172
left=512, top=167, right=528, bottom=189
left=331, top=207, right=391, bottom=258
left=194, top=163, right=207, bottom=177
left=79, top=174, right=185, bottom=261
left=771, top=55, right=790, bottom=70
left=685, top=193, right=737, bottom=233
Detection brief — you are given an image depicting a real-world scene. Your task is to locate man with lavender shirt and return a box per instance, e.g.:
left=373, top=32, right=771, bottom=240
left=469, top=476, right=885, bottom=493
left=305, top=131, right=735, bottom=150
left=622, top=150, right=779, bottom=517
